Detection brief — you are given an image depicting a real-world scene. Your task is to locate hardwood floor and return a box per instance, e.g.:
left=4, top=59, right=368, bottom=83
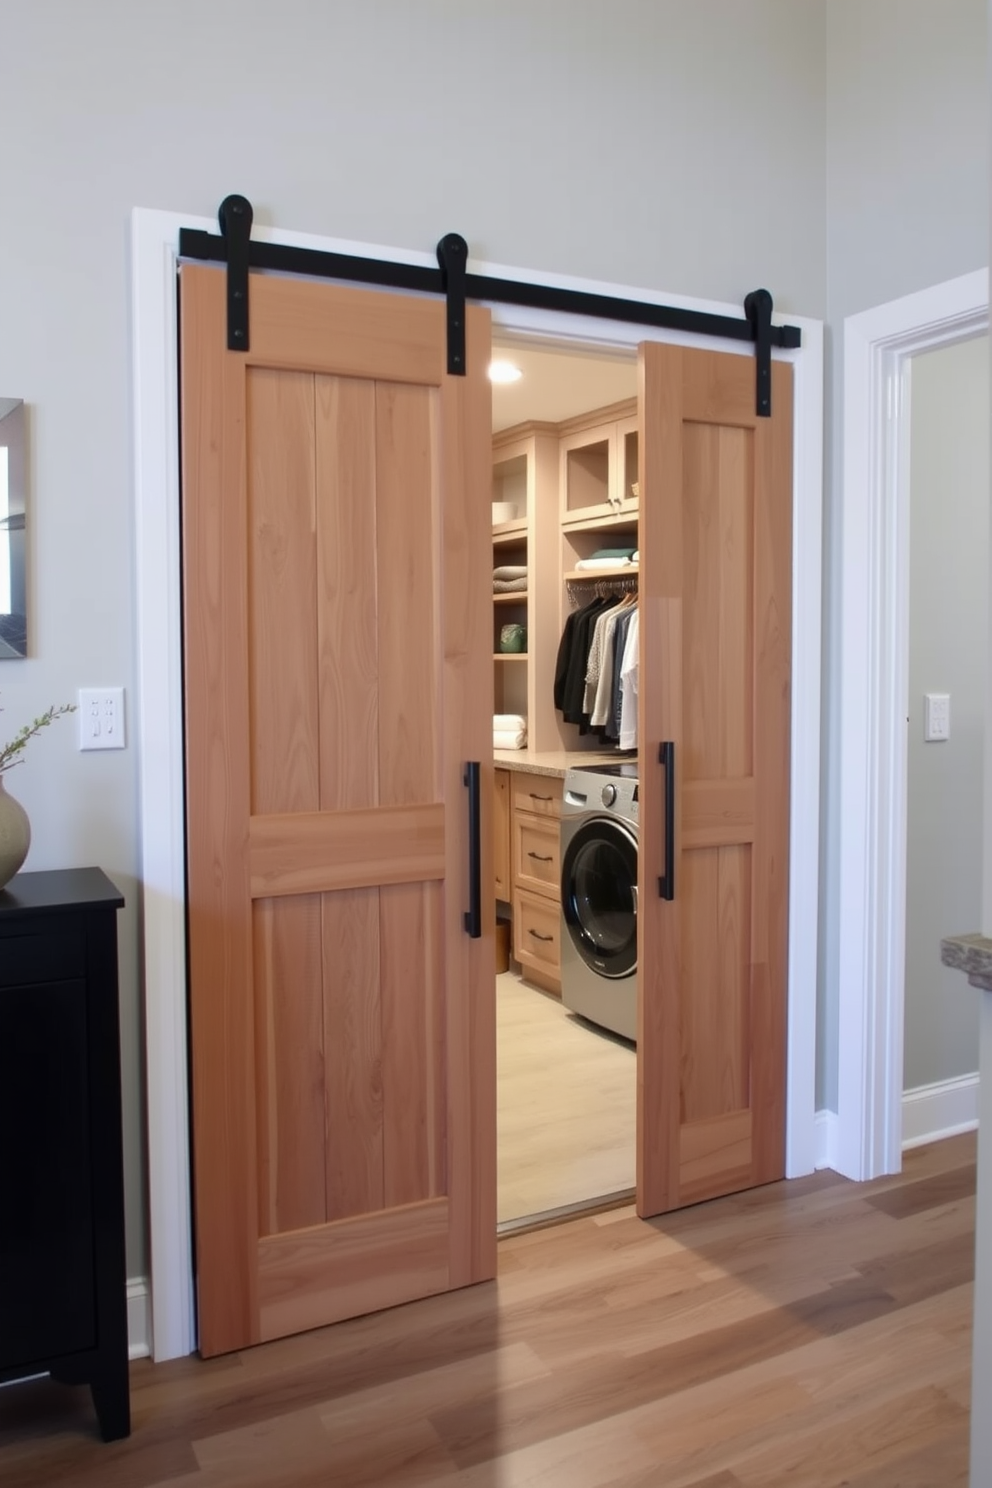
left=0, top=1133, right=975, bottom=1486
left=497, top=970, right=635, bottom=1224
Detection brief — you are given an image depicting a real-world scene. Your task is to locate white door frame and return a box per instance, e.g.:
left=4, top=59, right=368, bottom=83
left=131, top=207, right=823, bottom=1360
left=835, top=268, right=988, bottom=1181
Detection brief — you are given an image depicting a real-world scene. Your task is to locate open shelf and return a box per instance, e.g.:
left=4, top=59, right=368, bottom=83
left=494, top=591, right=529, bottom=606
left=493, top=652, right=528, bottom=662
left=563, top=567, right=638, bottom=583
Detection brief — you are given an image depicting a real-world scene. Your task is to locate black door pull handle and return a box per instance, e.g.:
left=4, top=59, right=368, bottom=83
left=659, top=741, right=675, bottom=901
left=463, top=762, right=481, bottom=937
left=527, top=852, right=553, bottom=863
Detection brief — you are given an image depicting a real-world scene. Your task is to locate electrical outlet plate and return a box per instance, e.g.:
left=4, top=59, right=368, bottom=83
left=78, top=688, right=126, bottom=750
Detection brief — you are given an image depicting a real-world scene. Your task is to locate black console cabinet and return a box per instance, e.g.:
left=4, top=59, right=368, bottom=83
left=0, top=868, right=129, bottom=1440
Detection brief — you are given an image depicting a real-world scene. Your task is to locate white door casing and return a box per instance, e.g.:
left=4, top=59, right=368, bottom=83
left=835, top=268, right=988, bottom=1182
left=131, top=207, right=824, bottom=1360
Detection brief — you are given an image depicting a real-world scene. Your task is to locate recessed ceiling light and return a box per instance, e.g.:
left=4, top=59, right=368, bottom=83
left=488, top=360, right=522, bottom=384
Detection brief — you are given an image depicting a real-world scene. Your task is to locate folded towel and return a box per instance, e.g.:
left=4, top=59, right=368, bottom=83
left=493, top=729, right=527, bottom=750
left=493, top=565, right=528, bottom=580
left=632, top=550, right=640, bottom=563
left=589, top=546, right=637, bottom=559
left=493, top=714, right=527, bottom=731
left=493, top=576, right=528, bottom=592
left=574, top=556, right=632, bottom=571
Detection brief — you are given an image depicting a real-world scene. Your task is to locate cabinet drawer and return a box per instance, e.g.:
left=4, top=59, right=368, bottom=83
left=512, top=776, right=563, bottom=819
left=513, top=814, right=560, bottom=898
left=514, top=889, right=561, bottom=978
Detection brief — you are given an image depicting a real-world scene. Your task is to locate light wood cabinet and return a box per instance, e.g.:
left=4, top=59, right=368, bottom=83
left=509, top=773, right=563, bottom=995
left=559, top=400, right=638, bottom=530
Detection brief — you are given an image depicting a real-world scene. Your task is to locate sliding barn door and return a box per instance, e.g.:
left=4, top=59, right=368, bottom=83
left=180, top=264, right=496, bottom=1357
left=637, top=342, right=792, bottom=1215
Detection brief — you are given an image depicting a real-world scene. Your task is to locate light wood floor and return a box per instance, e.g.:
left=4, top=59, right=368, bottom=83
left=497, top=970, right=635, bottom=1224
left=0, top=1133, right=975, bottom=1487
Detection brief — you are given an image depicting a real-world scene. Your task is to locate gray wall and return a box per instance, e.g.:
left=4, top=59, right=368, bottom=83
left=0, top=1, right=827, bottom=1282
left=818, top=0, right=989, bottom=1107
left=904, top=335, right=987, bottom=1092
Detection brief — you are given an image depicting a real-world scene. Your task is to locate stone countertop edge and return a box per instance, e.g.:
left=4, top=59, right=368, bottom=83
left=492, top=749, right=627, bottom=779
left=941, top=933, right=992, bottom=992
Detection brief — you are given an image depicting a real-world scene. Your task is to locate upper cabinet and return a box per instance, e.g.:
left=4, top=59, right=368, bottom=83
left=559, top=400, right=638, bottom=531
left=491, top=401, right=638, bottom=754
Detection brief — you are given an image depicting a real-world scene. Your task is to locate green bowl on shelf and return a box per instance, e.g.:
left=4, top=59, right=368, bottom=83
left=499, top=624, right=527, bottom=654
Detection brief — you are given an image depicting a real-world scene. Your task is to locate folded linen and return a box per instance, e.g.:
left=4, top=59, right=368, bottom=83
left=493, top=714, right=527, bottom=731
left=493, top=565, right=528, bottom=580
left=574, top=556, right=632, bottom=571
left=493, top=576, right=528, bottom=592
left=589, top=546, right=637, bottom=559
left=493, top=729, right=527, bottom=750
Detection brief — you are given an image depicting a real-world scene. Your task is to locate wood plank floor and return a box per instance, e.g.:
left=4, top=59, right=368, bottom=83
left=497, top=970, right=635, bottom=1224
left=0, top=1133, right=975, bottom=1487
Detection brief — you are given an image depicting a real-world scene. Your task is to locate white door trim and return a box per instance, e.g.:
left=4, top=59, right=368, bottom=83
left=130, top=206, right=823, bottom=1360
left=836, top=267, right=988, bottom=1181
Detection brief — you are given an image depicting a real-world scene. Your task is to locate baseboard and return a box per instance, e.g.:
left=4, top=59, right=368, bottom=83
left=815, top=1108, right=841, bottom=1171
left=901, top=1072, right=980, bottom=1151
left=127, top=1275, right=152, bottom=1360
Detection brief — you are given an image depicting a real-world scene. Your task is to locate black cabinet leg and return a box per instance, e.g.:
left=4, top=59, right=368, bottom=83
left=90, top=1362, right=130, bottom=1441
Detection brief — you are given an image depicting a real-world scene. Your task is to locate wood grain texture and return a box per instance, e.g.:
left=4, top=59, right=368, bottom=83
left=252, top=894, right=326, bottom=1236
left=249, top=272, right=446, bottom=385
left=375, top=380, right=439, bottom=808
left=248, top=803, right=445, bottom=897
left=315, top=375, right=379, bottom=812
left=380, top=882, right=446, bottom=1208
left=637, top=344, right=791, bottom=1215
left=441, top=304, right=498, bottom=1290
left=246, top=367, right=318, bottom=816
left=257, top=1199, right=450, bottom=1343
left=4, top=1140, right=971, bottom=1486
left=179, top=262, right=260, bottom=1356
left=322, top=887, right=383, bottom=1223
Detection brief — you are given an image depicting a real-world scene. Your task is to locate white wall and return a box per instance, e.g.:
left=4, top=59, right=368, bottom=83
left=904, top=335, right=987, bottom=1092
left=820, top=0, right=989, bottom=1107
left=0, top=0, right=827, bottom=1281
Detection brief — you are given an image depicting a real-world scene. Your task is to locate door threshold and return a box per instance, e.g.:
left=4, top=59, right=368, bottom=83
left=497, top=1187, right=635, bottom=1238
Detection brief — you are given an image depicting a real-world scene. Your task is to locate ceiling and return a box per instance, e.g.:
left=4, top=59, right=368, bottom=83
left=490, top=341, right=637, bottom=432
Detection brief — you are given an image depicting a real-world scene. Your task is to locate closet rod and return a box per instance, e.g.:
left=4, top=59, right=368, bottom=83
left=565, top=573, right=639, bottom=606
left=180, top=197, right=801, bottom=414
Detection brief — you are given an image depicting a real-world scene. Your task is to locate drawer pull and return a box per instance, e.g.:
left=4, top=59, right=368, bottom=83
left=529, top=792, right=553, bottom=802
left=527, top=851, right=553, bottom=863
left=529, top=929, right=554, bottom=943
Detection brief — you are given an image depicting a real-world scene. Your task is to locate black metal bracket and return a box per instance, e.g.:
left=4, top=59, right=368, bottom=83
left=218, top=194, right=253, bottom=352
left=436, top=233, right=468, bottom=376
left=744, top=288, right=774, bottom=417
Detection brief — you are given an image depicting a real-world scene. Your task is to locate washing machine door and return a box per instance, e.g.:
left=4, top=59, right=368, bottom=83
left=561, top=817, right=638, bottom=979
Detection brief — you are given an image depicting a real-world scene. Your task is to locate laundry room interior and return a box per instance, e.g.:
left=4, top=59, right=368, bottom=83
left=489, top=336, right=642, bottom=1230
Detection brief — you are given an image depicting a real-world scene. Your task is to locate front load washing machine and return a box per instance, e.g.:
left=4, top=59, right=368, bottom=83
left=560, top=762, right=638, bottom=1042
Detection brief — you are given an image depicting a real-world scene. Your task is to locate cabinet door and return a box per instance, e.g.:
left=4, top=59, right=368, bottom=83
left=637, top=343, right=792, bottom=1215
left=181, top=265, right=496, bottom=1356
left=0, top=979, right=94, bottom=1368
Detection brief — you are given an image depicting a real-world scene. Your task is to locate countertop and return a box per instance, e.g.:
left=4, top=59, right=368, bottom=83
left=492, top=748, right=632, bottom=779
left=941, top=932, right=992, bottom=992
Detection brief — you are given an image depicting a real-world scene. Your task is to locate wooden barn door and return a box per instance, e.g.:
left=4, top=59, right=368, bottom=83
left=637, top=342, right=793, bottom=1215
left=180, top=264, right=496, bottom=1357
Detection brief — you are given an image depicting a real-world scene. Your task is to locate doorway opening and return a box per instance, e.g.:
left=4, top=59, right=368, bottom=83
left=489, top=336, right=641, bottom=1231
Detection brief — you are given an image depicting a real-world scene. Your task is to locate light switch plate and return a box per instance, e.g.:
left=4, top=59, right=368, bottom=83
left=924, top=692, right=950, bottom=742
left=79, top=688, right=126, bottom=750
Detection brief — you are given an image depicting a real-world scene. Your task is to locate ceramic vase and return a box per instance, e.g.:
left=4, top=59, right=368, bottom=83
left=0, top=774, right=30, bottom=888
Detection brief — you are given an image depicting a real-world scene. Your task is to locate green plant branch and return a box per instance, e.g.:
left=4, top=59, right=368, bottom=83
left=0, top=703, right=77, bottom=774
